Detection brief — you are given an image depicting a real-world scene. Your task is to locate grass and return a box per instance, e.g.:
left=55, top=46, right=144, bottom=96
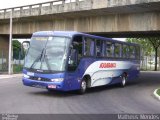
left=156, top=89, right=160, bottom=96
left=13, top=64, right=23, bottom=73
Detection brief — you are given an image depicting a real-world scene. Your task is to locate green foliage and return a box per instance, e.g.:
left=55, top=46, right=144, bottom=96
left=13, top=64, right=23, bottom=73
left=147, top=37, right=160, bottom=71
left=12, top=40, right=24, bottom=60
left=147, top=37, right=160, bottom=49
left=127, top=37, right=160, bottom=71
left=126, top=38, right=154, bottom=56
left=157, top=89, right=160, bottom=96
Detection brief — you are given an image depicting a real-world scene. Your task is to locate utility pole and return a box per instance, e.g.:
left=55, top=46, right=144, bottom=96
left=8, top=9, right=13, bottom=75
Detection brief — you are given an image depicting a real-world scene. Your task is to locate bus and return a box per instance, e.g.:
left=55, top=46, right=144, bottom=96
left=22, top=31, right=140, bottom=94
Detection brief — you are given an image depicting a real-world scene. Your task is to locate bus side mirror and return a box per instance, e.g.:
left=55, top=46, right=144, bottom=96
left=21, top=41, right=30, bottom=57
left=68, top=49, right=78, bottom=71
left=68, top=49, right=76, bottom=65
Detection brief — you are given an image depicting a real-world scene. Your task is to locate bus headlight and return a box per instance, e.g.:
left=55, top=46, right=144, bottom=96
left=23, top=74, right=30, bottom=79
left=51, top=78, right=64, bottom=82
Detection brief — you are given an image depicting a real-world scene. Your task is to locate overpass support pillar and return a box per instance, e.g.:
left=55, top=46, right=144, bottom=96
left=0, top=36, right=9, bottom=73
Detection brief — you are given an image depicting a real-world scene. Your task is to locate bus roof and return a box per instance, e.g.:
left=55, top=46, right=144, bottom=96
left=32, top=31, right=140, bottom=46
left=33, top=31, right=79, bottom=37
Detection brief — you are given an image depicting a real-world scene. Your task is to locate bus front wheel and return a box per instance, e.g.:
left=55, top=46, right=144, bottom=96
left=78, top=80, right=87, bottom=94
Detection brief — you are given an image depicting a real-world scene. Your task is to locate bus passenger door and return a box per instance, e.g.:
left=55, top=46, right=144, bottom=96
left=68, top=49, right=78, bottom=72
left=66, top=36, right=83, bottom=90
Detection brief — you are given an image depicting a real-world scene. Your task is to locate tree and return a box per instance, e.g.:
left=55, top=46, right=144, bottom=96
left=127, top=38, right=160, bottom=71
left=127, top=38, right=154, bottom=70
left=127, top=38, right=153, bottom=56
left=12, top=40, right=23, bottom=60
left=159, top=47, right=160, bottom=70
left=147, top=37, right=160, bottom=71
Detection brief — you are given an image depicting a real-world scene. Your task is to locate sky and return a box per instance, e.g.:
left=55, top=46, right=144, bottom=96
left=113, top=38, right=126, bottom=41
left=0, top=0, right=77, bottom=9
left=0, top=0, right=55, bottom=9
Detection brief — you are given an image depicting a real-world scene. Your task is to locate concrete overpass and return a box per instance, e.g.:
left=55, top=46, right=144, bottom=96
left=0, top=0, right=160, bottom=72
left=1, top=0, right=160, bottom=36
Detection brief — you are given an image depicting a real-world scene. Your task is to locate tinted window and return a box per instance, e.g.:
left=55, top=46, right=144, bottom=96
left=96, top=40, right=103, bottom=57
left=68, top=36, right=83, bottom=71
left=122, top=44, right=129, bottom=58
left=84, top=37, right=95, bottom=56
left=105, top=42, right=114, bottom=57
left=114, top=43, right=122, bottom=58
left=129, top=46, right=136, bottom=59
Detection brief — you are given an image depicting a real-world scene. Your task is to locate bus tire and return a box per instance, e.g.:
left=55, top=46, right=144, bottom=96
left=121, top=75, right=127, bottom=87
left=78, top=80, right=87, bottom=94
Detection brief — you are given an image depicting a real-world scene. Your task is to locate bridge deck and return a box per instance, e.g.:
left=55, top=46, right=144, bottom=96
left=0, top=0, right=160, bottom=21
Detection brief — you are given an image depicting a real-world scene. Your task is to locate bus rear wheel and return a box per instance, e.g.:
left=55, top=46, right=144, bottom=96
left=78, top=80, right=87, bottom=94
left=121, top=75, right=127, bottom=87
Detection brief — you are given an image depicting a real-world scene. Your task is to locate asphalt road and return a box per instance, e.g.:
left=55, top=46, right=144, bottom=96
left=0, top=71, right=160, bottom=114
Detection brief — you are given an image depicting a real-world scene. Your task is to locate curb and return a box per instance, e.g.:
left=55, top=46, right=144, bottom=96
left=154, top=89, right=160, bottom=100
left=0, top=74, right=22, bottom=79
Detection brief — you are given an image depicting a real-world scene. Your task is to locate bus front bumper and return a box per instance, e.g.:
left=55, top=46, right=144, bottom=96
left=22, top=78, right=65, bottom=91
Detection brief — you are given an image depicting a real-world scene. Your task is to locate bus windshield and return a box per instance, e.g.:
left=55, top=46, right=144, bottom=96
left=24, top=36, right=71, bottom=72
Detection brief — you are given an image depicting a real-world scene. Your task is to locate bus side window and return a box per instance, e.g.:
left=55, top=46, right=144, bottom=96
left=105, top=42, right=113, bottom=57
left=96, top=40, right=102, bottom=57
left=84, top=37, right=95, bottom=56
left=114, top=43, right=121, bottom=58
left=123, top=44, right=129, bottom=58
left=101, top=41, right=106, bottom=57
left=129, top=46, right=136, bottom=59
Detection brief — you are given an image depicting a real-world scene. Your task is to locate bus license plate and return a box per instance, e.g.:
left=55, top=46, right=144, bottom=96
left=48, top=85, right=56, bottom=89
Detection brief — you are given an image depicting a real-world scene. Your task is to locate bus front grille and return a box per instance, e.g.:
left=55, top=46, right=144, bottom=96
left=29, top=76, right=51, bottom=82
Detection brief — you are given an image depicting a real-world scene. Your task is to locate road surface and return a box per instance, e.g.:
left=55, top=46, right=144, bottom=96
left=0, top=71, right=160, bottom=114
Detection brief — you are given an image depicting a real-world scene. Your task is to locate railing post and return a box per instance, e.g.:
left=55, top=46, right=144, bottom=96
left=76, top=0, right=79, bottom=6
left=20, top=7, right=23, bottom=17
left=4, top=9, right=6, bottom=19
left=29, top=6, right=32, bottom=15
left=50, top=2, right=53, bottom=13
left=39, top=4, right=42, bottom=15
left=62, top=0, right=65, bottom=7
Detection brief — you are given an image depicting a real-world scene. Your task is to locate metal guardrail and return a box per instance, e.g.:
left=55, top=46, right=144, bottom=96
left=0, top=0, right=74, bottom=11
left=0, top=0, right=81, bottom=19
left=0, top=0, right=60, bottom=11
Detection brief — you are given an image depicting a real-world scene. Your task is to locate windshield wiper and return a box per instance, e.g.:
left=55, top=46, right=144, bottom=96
left=29, top=49, right=45, bottom=69
left=43, top=54, right=52, bottom=72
